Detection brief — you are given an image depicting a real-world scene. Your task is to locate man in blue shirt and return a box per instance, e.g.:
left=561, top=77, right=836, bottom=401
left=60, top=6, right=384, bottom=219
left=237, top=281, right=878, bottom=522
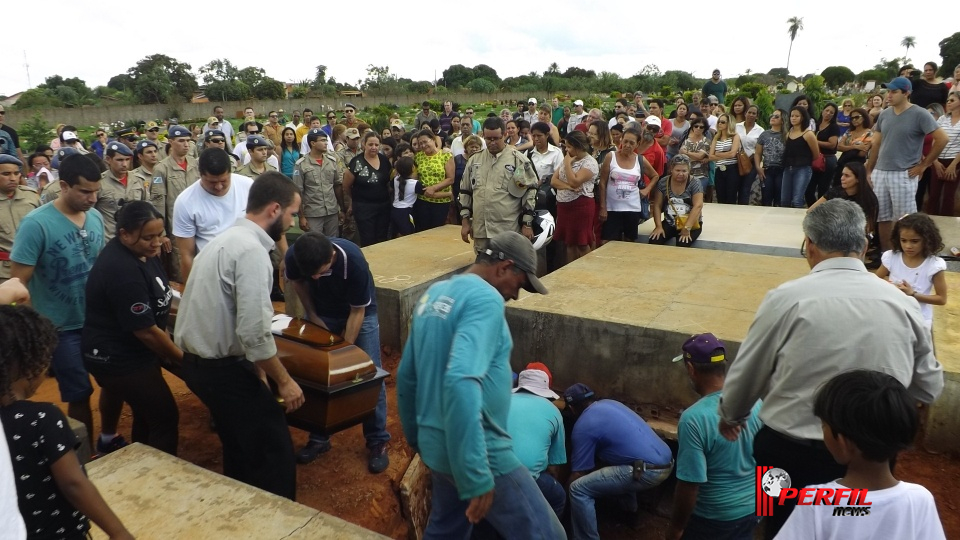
left=566, top=383, right=674, bottom=540
left=397, top=231, right=561, bottom=539
left=666, top=333, right=762, bottom=540
left=285, top=232, right=390, bottom=473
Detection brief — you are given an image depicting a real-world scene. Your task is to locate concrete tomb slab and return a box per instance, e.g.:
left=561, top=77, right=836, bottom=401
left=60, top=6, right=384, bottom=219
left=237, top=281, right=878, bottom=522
left=86, top=443, right=388, bottom=540
left=505, top=242, right=959, bottom=451
left=363, top=226, right=475, bottom=350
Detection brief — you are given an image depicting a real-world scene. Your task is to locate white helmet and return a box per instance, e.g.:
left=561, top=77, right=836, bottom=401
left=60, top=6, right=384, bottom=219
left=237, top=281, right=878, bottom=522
left=531, top=210, right=555, bottom=251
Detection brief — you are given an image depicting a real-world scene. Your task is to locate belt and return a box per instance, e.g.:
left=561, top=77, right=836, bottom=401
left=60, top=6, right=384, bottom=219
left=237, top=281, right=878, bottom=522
left=182, top=352, right=244, bottom=368
left=0, top=250, right=9, bottom=262
left=634, top=458, right=674, bottom=471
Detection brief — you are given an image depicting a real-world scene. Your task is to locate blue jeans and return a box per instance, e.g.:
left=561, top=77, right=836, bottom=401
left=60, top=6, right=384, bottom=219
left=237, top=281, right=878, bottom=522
left=569, top=463, right=672, bottom=540
left=308, top=313, right=389, bottom=448
left=681, top=513, right=760, bottom=540
left=53, top=329, right=92, bottom=402
left=738, top=169, right=757, bottom=205
left=762, top=167, right=783, bottom=206
left=536, top=472, right=566, bottom=518
left=780, top=165, right=812, bottom=208
left=425, top=467, right=566, bottom=540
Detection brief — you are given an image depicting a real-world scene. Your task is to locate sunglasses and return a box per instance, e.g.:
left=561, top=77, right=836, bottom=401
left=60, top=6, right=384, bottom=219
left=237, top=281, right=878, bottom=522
left=327, top=116, right=336, bottom=120
left=247, top=131, right=259, bottom=135
left=345, top=110, right=355, bottom=113
left=208, top=138, right=225, bottom=143
left=124, top=136, right=138, bottom=142
left=692, top=125, right=706, bottom=129
left=851, top=115, right=863, bottom=120
left=465, top=111, right=474, bottom=115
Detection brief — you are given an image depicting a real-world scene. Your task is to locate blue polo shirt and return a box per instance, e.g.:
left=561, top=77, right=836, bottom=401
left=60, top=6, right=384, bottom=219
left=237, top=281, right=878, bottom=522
left=676, top=391, right=763, bottom=521
left=284, top=238, right=376, bottom=319
left=570, top=399, right=672, bottom=472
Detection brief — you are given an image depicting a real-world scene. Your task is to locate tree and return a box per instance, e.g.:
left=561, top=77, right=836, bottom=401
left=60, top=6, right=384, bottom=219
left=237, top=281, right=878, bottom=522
left=768, top=68, right=790, bottom=80
left=467, top=78, right=496, bottom=93
left=938, top=32, right=960, bottom=78
left=107, top=74, right=132, bottom=91
left=561, top=66, right=596, bottom=79
left=199, top=59, right=240, bottom=85
left=820, top=66, right=855, bottom=88
left=786, top=17, right=804, bottom=73
left=901, top=36, right=916, bottom=61
left=439, top=64, right=474, bottom=90
left=472, top=64, right=500, bottom=84
left=545, top=63, right=560, bottom=76
left=362, top=65, right=401, bottom=94
left=127, top=54, right=197, bottom=102
left=312, top=65, right=327, bottom=89
left=253, top=77, right=285, bottom=100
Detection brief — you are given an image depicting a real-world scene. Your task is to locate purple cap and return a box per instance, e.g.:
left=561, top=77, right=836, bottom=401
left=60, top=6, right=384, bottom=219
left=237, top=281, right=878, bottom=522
left=672, top=333, right=726, bottom=363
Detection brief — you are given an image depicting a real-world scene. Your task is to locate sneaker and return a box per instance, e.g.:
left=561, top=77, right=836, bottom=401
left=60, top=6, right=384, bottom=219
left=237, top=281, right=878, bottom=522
left=95, top=434, right=129, bottom=456
left=270, top=287, right=285, bottom=302
left=368, top=443, right=389, bottom=474
left=296, top=440, right=331, bottom=464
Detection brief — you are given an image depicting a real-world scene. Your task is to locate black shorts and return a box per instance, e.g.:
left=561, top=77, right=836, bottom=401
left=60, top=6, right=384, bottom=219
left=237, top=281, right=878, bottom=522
left=601, top=211, right=642, bottom=241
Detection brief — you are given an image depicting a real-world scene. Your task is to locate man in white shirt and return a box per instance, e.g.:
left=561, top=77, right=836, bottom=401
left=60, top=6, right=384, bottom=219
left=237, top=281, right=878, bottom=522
left=523, top=98, right=538, bottom=125
left=567, top=100, right=586, bottom=133
left=209, top=106, right=234, bottom=152
left=173, top=148, right=253, bottom=282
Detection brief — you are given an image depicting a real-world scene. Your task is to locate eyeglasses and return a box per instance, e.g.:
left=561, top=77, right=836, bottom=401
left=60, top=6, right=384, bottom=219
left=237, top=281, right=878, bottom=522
left=717, top=121, right=727, bottom=125
left=800, top=238, right=807, bottom=258
left=851, top=115, right=863, bottom=120
left=327, top=115, right=336, bottom=120
left=692, top=125, right=706, bottom=130
left=247, top=130, right=259, bottom=135
left=208, top=138, right=225, bottom=143
left=148, top=128, right=159, bottom=132
left=465, top=111, right=474, bottom=115
left=0, top=111, right=5, bottom=115
left=345, top=109, right=355, bottom=114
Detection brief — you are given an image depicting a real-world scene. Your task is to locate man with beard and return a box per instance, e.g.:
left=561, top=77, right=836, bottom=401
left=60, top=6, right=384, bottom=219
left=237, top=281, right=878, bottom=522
left=174, top=172, right=304, bottom=500
left=702, top=69, right=728, bottom=104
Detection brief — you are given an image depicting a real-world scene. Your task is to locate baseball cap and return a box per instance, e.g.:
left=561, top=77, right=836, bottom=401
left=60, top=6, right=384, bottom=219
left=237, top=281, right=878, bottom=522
left=390, top=119, right=405, bottom=129
left=528, top=98, right=538, bottom=105
left=145, top=121, right=160, bottom=131
left=563, top=383, right=594, bottom=404
left=106, top=142, right=133, bottom=156
left=525, top=362, right=553, bottom=386
left=881, top=77, right=912, bottom=93
left=512, top=369, right=559, bottom=399
left=204, top=129, right=226, bottom=140
left=574, top=99, right=584, bottom=107
left=61, top=130, right=79, bottom=142
left=307, top=128, right=328, bottom=143
left=135, top=140, right=158, bottom=154
left=645, top=116, right=662, bottom=128
left=168, top=125, right=190, bottom=139
left=484, top=231, right=548, bottom=295
left=672, top=333, right=726, bottom=364
left=207, top=116, right=220, bottom=125
left=345, top=128, right=361, bottom=139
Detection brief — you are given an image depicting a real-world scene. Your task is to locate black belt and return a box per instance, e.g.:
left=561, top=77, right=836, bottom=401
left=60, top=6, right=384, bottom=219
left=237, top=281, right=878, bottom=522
left=182, top=352, right=244, bottom=368
left=634, top=458, right=675, bottom=471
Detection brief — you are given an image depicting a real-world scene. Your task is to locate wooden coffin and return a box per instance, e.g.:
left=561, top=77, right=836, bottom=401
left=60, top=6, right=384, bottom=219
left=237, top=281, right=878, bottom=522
left=168, top=285, right=387, bottom=435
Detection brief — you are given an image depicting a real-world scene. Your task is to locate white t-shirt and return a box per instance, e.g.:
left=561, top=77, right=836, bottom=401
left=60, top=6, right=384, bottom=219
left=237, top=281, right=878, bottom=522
left=173, top=173, right=253, bottom=251
left=0, top=422, right=26, bottom=539
left=393, top=177, right=421, bottom=209
left=241, top=150, right=279, bottom=170
left=775, top=480, right=945, bottom=540
left=605, top=152, right=644, bottom=212
left=881, top=251, right=946, bottom=326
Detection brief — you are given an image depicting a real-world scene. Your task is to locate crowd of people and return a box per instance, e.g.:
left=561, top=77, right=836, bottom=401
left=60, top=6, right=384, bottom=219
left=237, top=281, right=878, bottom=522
left=0, top=62, right=955, bottom=540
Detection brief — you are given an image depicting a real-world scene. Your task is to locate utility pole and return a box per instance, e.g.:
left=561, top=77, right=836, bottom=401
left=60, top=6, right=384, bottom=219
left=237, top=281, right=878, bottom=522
left=24, top=51, right=31, bottom=88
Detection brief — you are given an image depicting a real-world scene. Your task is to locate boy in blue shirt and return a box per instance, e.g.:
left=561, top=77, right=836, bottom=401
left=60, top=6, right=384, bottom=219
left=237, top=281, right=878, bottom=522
left=667, top=333, right=762, bottom=540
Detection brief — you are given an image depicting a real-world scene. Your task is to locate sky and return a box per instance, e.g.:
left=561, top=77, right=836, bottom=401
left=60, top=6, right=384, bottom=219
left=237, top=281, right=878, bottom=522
left=2, top=2, right=956, bottom=97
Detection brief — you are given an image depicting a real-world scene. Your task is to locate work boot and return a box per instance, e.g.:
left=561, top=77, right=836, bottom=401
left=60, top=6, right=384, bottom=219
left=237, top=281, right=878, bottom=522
left=368, top=442, right=389, bottom=474
left=296, top=439, right=331, bottom=464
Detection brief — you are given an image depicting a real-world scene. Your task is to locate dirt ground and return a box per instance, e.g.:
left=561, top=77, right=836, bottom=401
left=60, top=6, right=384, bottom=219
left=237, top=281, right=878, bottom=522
left=33, top=345, right=960, bottom=540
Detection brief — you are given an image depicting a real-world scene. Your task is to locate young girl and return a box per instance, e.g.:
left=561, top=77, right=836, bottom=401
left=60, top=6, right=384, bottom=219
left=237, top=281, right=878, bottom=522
left=391, top=156, right=422, bottom=237
left=0, top=306, right=133, bottom=540
left=876, top=213, right=948, bottom=329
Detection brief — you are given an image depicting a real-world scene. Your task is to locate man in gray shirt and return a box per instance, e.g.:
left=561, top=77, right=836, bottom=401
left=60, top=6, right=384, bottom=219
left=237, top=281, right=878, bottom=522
left=174, top=172, right=304, bottom=500
left=718, top=199, right=943, bottom=539
left=866, top=76, right=947, bottom=250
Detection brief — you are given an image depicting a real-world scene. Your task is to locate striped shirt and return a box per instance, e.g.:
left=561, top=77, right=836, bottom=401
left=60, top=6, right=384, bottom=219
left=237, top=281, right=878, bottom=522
left=937, top=115, right=960, bottom=159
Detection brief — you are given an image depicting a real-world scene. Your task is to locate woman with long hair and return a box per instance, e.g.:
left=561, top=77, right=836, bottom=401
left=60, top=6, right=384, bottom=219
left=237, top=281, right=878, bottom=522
left=648, top=154, right=704, bottom=247
left=806, top=102, right=840, bottom=205
left=912, top=62, right=950, bottom=109
left=680, top=117, right=711, bottom=197
left=551, top=131, right=599, bottom=264
left=754, top=109, right=787, bottom=206
left=835, top=107, right=873, bottom=186
left=278, top=127, right=299, bottom=178
left=667, top=103, right=690, bottom=161
left=599, top=127, right=658, bottom=243
left=708, top=113, right=742, bottom=204
left=343, top=132, right=393, bottom=246
left=736, top=104, right=764, bottom=204
left=82, top=201, right=181, bottom=455
left=791, top=94, right=817, bottom=131
left=588, top=120, right=616, bottom=245
left=837, top=99, right=854, bottom=136
left=781, top=106, right=821, bottom=208
left=808, top=162, right=880, bottom=268
left=505, top=119, right=531, bottom=150
left=928, top=91, right=960, bottom=216
left=730, top=96, right=751, bottom=124
left=413, top=129, right=455, bottom=231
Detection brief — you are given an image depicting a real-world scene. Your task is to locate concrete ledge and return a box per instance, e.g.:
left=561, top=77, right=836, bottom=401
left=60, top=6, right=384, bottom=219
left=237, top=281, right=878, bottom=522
left=86, top=443, right=387, bottom=539
left=636, top=203, right=960, bottom=269
left=363, top=226, right=475, bottom=350
left=925, top=272, right=960, bottom=452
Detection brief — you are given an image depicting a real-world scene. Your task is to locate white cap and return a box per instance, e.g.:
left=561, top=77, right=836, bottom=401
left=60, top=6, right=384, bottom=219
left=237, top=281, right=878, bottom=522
left=574, top=99, right=584, bottom=106
left=61, top=130, right=79, bottom=141
left=645, top=116, right=662, bottom=128
left=528, top=97, right=538, bottom=105
left=512, top=369, right=559, bottom=400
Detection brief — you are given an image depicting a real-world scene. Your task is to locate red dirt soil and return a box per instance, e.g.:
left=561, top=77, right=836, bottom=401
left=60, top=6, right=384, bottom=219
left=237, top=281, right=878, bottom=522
left=32, top=345, right=960, bottom=540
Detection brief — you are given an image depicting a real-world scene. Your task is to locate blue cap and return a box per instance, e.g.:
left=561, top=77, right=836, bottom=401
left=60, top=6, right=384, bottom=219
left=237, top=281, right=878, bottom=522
left=204, top=129, right=226, bottom=140
left=306, top=128, right=328, bottom=142
left=563, top=383, right=595, bottom=404
left=167, top=125, right=191, bottom=139
left=106, top=141, right=134, bottom=157
left=245, top=135, right=268, bottom=148
left=52, top=147, right=79, bottom=169
left=0, top=154, right=23, bottom=167
left=881, top=77, right=912, bottom=93
left=135, top=140, right=158, bottom=154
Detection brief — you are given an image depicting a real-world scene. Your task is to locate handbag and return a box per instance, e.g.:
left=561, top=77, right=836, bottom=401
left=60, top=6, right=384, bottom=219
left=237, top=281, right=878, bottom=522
left=667, top=180, right=700, bottom=230
left=812, top=153, right=826, bottom=173
left=737, top=149, right=753, bottom=175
